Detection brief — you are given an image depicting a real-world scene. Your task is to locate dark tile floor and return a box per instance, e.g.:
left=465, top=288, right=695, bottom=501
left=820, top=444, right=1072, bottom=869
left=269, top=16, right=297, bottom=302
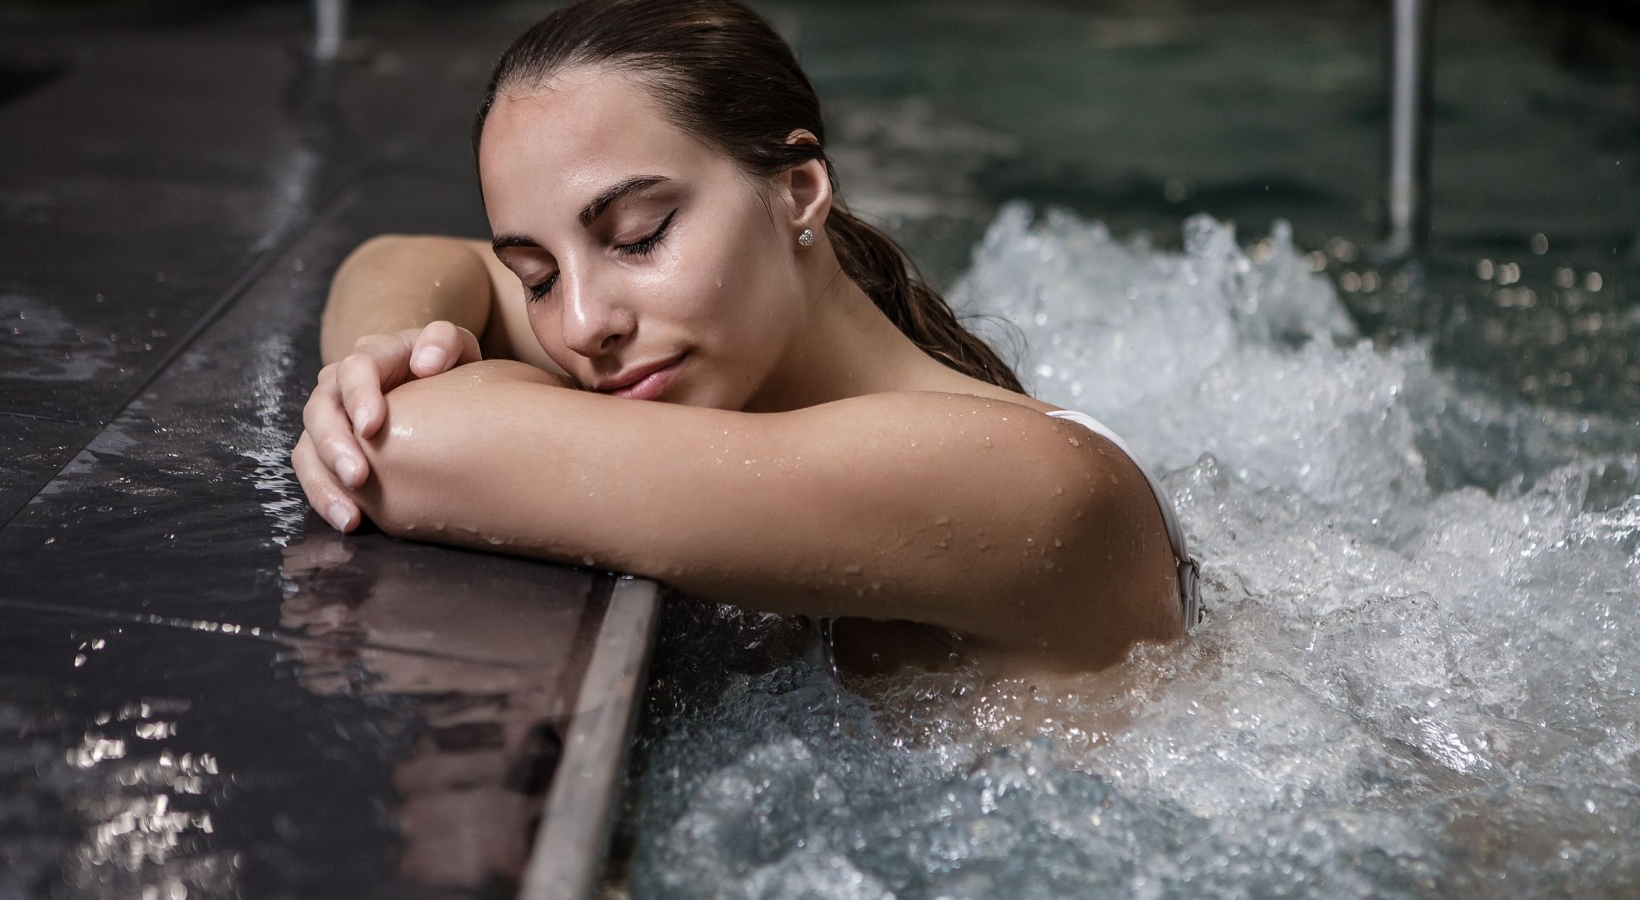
left=0, top=6, right=624, bottom=899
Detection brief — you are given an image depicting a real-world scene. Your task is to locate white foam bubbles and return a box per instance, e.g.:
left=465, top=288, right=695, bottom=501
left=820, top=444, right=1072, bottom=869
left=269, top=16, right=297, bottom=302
left=625, top=204, right=1640, bottom=899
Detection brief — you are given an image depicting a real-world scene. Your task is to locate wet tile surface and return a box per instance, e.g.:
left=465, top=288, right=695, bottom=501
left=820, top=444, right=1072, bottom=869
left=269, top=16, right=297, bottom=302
left=2, top=570, right=606, bottom=900
left=0, top=23, right=498, bottom=425
left=1, top=10, right=621, bottom=898
left=0, top=166, right=590, bottom=896
left=0, top=413, right=96, bottom=525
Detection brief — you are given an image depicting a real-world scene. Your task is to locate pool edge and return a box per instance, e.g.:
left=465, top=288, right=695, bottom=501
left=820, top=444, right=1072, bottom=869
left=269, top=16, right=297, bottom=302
left=519, top=576, right=661, bottom=900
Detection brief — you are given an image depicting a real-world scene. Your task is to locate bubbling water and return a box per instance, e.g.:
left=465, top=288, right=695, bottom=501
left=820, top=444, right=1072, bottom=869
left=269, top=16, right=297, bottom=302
left=622, top=204, right=1640, bottom=899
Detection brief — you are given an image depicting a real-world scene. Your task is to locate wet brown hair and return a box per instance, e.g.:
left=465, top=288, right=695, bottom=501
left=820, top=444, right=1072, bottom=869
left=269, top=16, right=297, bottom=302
left=473, top=0, right=1023, bottom=393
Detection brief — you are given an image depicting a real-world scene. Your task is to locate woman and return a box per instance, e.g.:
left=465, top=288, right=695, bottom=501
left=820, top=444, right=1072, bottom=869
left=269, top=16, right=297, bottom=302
left=291, top=0, right=1197, bottom=676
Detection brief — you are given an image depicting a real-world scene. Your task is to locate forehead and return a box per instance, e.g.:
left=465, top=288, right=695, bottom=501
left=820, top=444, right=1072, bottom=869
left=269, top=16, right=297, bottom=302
left=479, top=68, right=723, bottom=220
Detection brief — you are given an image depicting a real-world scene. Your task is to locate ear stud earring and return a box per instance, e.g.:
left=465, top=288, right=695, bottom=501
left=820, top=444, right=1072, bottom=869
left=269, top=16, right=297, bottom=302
left=797, top=228, right=815, bottom=247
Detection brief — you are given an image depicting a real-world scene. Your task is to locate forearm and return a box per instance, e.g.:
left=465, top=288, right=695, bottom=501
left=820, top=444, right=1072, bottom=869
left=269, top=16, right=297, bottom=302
left=347, top=369, right=1155, bottom=655
left=320, top=235, right=496, bottom=364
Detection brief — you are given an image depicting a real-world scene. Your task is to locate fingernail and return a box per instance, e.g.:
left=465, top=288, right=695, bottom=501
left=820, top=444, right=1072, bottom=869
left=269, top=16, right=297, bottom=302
left=414, top=346, right=446, bottom=372
left=327, top=503, right=354, bottom=532
left=352, top=407, right=370, bottom=435
left=336, top=455, right=362, bottom=487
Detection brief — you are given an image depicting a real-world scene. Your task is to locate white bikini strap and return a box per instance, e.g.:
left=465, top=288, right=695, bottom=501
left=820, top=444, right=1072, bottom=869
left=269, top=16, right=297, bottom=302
left=1045, top=410, right=1201, bottom=628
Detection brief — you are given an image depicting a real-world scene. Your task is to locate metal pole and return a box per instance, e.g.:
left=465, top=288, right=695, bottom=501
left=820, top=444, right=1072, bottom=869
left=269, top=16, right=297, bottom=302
left=1381, top=0, right=1434, bottom=258
left=312, top=0, right=348, bottom=62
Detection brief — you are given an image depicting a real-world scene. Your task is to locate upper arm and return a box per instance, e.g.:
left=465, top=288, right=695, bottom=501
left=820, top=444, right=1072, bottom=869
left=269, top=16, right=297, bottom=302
left=712, top=392, right=1182, bottom=650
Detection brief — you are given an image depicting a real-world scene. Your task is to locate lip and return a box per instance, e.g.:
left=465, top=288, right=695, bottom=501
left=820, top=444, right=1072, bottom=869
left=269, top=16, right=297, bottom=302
left=594, top=353, right=686, bottom=401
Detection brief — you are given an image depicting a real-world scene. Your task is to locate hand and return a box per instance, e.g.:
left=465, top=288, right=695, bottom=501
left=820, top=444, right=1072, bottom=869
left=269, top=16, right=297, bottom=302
left=293, top=320, right=481, bottom=531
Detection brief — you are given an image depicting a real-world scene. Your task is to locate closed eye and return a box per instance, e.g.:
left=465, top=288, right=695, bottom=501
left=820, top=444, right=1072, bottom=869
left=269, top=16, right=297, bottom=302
left=525, top=271, right=556, bottom=302
left=616, top=209, right=676, bottom=257
left=523, top=208, right=677, bottom=302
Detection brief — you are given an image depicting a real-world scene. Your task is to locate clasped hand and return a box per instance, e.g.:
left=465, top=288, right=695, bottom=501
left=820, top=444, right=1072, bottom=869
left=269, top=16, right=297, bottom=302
left=292, top=321, right=484, bottom=533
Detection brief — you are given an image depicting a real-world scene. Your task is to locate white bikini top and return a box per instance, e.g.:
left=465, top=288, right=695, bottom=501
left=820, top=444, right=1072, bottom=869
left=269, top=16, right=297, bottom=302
left=1046, top=410, right=1202, bottom=629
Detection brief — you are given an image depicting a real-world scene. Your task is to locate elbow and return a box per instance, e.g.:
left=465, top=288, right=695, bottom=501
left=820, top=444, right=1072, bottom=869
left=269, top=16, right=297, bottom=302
left=346, top=363, right=560, bottom=541
left=348, top=375, right=460, bottom=538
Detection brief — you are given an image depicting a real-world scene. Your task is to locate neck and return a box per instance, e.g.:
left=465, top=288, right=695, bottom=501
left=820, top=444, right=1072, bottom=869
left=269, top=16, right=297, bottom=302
left=742, top=251, right=956, bottom=412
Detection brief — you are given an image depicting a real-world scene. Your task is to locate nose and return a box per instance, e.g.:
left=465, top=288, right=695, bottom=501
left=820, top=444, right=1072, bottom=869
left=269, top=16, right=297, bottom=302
left=558, top=265, right=635, bottom=359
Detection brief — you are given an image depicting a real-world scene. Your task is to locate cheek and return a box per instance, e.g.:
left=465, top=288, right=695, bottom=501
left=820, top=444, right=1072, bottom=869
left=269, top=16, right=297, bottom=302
left=524, top=306, right=562, bottom=357
left=686, top=239, right=800, bottom=360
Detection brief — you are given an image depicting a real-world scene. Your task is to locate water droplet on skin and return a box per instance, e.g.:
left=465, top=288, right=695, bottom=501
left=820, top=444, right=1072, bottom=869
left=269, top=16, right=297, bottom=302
left=1068, top=437, right=1081, bottom=447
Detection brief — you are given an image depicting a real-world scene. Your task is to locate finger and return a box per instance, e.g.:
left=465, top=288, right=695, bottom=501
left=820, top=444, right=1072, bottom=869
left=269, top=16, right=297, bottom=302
left=293, top=432, right=360, bottom=532
left=336, top=351, right=395, bottom=440
left=303, top=367, right=371, bottom=489
left=409, top=320, right=483, bottom=379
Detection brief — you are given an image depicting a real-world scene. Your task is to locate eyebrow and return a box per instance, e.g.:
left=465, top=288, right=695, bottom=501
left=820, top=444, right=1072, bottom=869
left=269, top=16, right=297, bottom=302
left=579, top=175, right=669, bottom=226
left=491, top=174, right=670, bottom=255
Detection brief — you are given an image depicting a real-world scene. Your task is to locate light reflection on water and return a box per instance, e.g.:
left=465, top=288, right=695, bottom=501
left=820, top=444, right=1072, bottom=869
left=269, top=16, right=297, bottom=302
left=59, top=698, right=236, bottom=900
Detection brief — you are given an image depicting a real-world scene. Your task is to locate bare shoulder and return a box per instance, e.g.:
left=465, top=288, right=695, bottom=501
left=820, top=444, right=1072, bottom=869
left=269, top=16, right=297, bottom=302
left=769, top=389, right=1154, bottom=560
left=772, top=389, right=1182, bottom=667
left=777, top=389, right=1088, bottom=462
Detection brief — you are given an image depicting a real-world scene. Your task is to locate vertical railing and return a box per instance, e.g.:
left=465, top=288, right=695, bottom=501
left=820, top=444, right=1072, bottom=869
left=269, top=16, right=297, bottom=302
left=311, top=0, right=349, bottom=62
left=1381, top=0, right=1434, bottom=258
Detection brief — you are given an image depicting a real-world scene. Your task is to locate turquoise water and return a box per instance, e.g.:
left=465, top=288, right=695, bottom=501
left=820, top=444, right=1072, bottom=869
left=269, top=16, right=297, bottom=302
left=611, top=2, right=1640, bottom=897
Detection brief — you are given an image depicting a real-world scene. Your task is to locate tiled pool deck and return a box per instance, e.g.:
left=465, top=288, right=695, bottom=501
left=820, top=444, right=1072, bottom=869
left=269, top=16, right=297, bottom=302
left=0, top=7, right=658, bottom=898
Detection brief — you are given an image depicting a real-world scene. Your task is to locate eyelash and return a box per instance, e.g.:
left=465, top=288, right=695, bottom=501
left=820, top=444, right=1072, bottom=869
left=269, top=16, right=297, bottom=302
left=525, top=209, right=678, bottom=301
left=619, top=208, right=677, bottom=258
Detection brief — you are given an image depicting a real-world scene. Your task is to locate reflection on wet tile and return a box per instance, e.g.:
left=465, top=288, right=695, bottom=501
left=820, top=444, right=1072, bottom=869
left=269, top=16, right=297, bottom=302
left=280, top=532, right=610, bottom=892
left=3, top=525, right=610, bottom=899
left=2, top=607, right=406, bottom=900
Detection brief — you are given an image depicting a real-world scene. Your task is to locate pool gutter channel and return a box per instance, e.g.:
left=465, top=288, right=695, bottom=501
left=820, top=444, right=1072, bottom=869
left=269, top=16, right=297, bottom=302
left=520, top=577, right=661, bottom=900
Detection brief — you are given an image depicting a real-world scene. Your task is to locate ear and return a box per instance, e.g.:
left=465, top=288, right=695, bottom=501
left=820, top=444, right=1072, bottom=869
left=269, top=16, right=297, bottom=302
left=776, top=129, right=832, bottom=240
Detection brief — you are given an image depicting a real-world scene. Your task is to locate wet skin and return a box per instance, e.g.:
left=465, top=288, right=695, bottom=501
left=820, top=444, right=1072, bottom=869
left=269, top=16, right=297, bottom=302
left=291, top=66, right=1184, bottom=675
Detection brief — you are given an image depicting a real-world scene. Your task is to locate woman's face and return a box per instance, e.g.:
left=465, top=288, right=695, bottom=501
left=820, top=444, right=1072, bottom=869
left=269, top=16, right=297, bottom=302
left=478, top=67, right=808, bottom=410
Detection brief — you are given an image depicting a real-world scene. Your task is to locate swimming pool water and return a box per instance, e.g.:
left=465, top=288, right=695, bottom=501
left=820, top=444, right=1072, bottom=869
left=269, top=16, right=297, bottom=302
left=616, top=205, right=1640, bottom=898
left=597, top=2, right=1640, bottom=894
